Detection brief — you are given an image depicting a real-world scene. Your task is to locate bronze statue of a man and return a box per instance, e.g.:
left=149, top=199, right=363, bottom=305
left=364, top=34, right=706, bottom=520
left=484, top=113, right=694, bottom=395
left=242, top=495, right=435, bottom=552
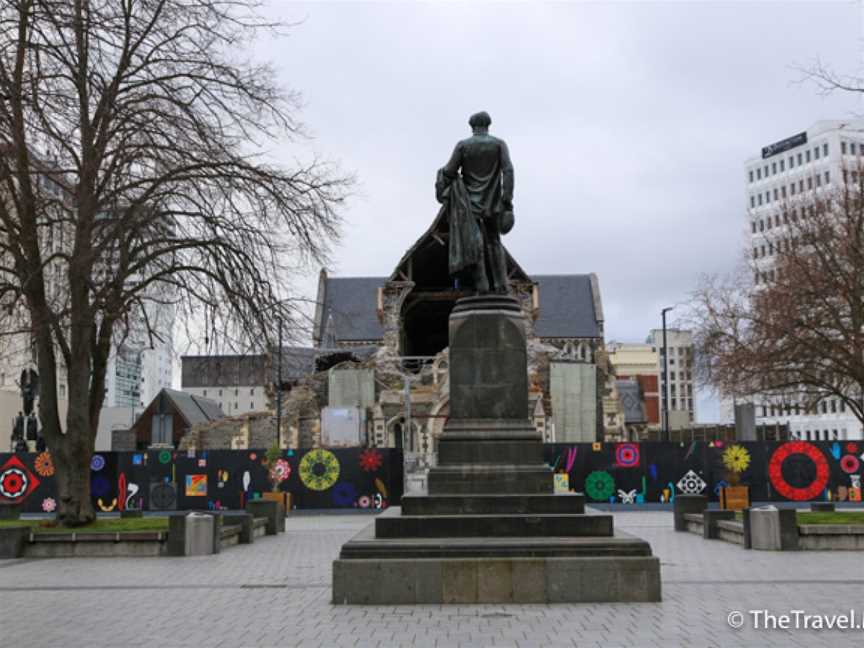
left=436, top=111, right=514, bottom=294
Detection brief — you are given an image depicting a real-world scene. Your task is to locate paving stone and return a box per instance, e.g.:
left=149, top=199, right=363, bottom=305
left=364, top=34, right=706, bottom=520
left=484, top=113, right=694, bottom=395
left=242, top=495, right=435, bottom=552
left=0, top=510, right=861, bottom=646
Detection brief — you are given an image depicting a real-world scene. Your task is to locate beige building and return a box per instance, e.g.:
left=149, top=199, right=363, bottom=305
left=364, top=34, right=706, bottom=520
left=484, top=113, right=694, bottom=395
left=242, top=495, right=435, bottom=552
left=646, top=329, right=696, bottom=426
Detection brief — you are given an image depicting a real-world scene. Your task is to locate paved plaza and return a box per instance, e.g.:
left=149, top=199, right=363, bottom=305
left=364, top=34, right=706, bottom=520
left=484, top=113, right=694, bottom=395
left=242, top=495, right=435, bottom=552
left=0, top=510, right=861, bottom=647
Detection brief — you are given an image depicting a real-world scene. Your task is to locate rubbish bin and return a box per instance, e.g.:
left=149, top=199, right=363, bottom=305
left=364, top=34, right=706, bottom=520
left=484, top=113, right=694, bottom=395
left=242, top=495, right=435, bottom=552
left=185, top=512, right=215, bottom=556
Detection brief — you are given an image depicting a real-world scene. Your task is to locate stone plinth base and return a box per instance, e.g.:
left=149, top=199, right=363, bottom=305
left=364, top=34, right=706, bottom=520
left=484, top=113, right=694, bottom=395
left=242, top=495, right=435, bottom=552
left=333, top=555, right=661, bottom=604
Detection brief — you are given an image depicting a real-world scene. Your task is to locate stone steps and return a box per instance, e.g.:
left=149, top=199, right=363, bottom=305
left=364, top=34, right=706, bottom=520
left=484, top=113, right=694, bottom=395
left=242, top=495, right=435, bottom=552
left=375, top=508, right=612, bottom=538
left=340, top=527, right=654, bottom=559
left=401, top=493, right=585, bottom=516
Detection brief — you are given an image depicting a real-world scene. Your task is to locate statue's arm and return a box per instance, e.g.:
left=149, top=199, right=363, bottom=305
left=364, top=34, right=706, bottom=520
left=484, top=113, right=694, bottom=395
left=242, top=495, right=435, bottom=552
left=500, top=141, right=514, bottom=209
left=442, top=141, right=462, bottom=180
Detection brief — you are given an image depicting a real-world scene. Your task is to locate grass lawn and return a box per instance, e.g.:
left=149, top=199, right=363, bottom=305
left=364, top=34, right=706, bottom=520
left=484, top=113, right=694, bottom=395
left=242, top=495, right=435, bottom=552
left=797, top=511, right=864, bottom=525
left=0, top=517, right=169, bottom=533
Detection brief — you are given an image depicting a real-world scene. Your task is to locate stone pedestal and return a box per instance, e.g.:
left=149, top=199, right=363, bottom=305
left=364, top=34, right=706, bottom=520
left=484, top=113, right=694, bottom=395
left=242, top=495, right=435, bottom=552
left=332, top=295, right=661, bottom=604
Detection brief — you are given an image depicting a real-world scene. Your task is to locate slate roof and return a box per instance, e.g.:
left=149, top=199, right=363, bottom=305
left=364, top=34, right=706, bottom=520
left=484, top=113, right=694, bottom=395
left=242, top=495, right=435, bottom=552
left=318, top=274, right=601, bottom=343
left=532, top=275, right=601, bottom=339
left=161, top=388, right=225, bottom=425
left=182, top=349, right=317, bottom=387
left=319, top=277, right=386, bottom=342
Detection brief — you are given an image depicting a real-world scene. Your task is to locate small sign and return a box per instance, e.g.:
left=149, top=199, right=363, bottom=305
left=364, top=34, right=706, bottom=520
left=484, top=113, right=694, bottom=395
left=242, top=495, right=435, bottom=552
left=720, top=486, right=750, bottom=511
left=761, top=131, right=807, bottom=159
left=553, top=473, right=569, bottom=493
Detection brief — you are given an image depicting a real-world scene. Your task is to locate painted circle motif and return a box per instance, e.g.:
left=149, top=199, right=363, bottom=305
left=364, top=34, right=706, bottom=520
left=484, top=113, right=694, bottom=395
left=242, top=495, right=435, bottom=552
left=268, top=458, right=291, bottom=484
left=357, top=495, right=371, bottom=509
left=90, top=454, right=106, bottom=471
left=0, top=468, right=28, bottom=499
left=34, top=452, right=54, bottom=477
left=41, top=497, right=57, bottom=513
left=769, top=441, right=829, bottom=501
left=584, top=470, right=615, bottom=501
left=847, top=442, right=859, bottom=454
left=722, top=444, right=751, bottom=473
left=150, top=483, right=176, bottom=510
left=331, top=482, right=358, bottom=507
left=615, top=443, right=639, bottom=468
left=359, top=449, right=383, bottom=472
left=299, top=449, right=340, bottom=491
left=841, top=454, right=860, bottom=474
left=158, top=450, right=172, bottom=464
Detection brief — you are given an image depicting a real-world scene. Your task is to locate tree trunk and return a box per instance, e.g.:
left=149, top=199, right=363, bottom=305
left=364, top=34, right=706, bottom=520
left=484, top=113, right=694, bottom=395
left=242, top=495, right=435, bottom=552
left=52, top=430, right=95, bottom=527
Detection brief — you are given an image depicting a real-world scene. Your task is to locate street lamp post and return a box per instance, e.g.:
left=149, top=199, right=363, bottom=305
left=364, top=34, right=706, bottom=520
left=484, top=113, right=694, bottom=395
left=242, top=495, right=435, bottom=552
left=276, top=318, right=283, bottom=448
left=661, top=306, right=675, bottom=442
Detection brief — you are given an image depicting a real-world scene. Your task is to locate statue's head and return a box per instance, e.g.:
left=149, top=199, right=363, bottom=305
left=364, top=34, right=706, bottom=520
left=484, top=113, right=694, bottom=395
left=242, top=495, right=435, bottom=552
left=468, top=111, right=491, bottom=133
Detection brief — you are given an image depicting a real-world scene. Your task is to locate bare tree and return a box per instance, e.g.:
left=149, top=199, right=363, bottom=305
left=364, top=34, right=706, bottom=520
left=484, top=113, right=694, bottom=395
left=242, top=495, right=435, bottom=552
left=689, top=163, right=864, bottom=426
left=0, top=0, right=349, bottom=525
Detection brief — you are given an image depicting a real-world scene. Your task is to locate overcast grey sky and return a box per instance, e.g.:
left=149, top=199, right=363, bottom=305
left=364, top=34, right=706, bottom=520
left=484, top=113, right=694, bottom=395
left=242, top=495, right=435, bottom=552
left=253, top=1, right=863, bottom=421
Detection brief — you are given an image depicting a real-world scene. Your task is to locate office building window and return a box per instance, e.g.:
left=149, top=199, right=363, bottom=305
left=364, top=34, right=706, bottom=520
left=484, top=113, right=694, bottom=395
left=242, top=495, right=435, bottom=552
left=852, top=142, right=858, bottom=155
left=779, top=159, right=785, bottom=172
left=756, top=168, right=762, bottom=180
left=781, top=186, right=786, bottom=198
left=764, top=165, right=769, bottom=176
left=815, top=174, right=821, bottom=187
left=751, top=221, right=757, bottom=233
left=765, top=191, right=770, bottom=203
left=753, top=247, right=758, bottom=259
left=789, top=155, right=794, bottom=168
left=250, top=402, right=254, bottom=410
left=824, top=143, right=828, bottom=156
left=799, top=180, right=804, bottom=192
left=758, top=194, right=763, bottom=206
left=759, top=219, right=764, bottom=231
left=749, top=170, right=754, bottom=182
left=842, top=141, right=847, bottom=154
left=203, top=389, right=207, bottom=397
left=805, top=150, right=811, bottom=162
left=750, top=196, right=755, bottom=208
left=807, top=177, right=812, bottom=189
left=825, top=171, right=830, bottom=184
left=772, top=162, right=777, bottom=174
left=814, top=146, right=820, bottom=160
left=773, top=188, right=778, bottom=200
left=790, top=183, right=795, bottom=195
left=250, top=388, right=255, bottom=395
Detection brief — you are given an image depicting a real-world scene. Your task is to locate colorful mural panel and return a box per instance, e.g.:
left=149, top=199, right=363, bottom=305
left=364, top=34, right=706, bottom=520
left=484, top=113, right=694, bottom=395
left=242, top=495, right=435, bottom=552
left=3, top=441, right=864, bottom=512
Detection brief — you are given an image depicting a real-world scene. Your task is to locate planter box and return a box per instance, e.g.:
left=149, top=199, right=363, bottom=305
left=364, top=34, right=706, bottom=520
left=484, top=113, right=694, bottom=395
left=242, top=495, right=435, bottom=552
left=261, top=491, right=291, bottom=513
left=798, top=525, right=864, bottom=550
left=719, top=486, right=750, bottom=511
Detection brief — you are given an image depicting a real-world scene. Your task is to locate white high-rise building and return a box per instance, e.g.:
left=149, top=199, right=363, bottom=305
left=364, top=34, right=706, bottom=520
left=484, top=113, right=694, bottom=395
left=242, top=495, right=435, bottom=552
left=745, top=119, right=864, bottom=440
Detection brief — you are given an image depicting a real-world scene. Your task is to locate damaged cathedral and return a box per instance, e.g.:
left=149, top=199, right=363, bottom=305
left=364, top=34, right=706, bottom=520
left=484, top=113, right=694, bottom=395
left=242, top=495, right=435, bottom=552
left=276, top=206, right=610, bottom=475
